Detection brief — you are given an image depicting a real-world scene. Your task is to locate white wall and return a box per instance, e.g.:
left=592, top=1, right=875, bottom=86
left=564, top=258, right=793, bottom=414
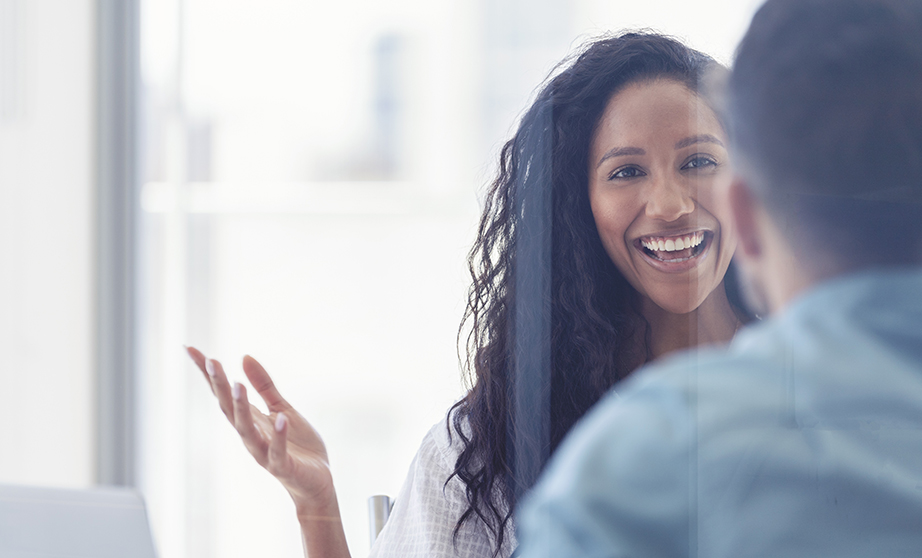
left=0, top=0, right=95, bottom=487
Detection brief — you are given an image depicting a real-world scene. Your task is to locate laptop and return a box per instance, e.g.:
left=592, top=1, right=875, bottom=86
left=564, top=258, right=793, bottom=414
left=0, top=483, right=157, bottom=557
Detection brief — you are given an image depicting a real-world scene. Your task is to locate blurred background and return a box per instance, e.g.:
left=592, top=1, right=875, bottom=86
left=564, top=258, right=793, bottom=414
left=0, top=0, right=760, bottom=556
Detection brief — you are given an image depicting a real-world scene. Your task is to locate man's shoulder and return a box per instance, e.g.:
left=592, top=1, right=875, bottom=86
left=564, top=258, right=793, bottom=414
left=596, top=341, right=783, bottom=430
left=516, top=347, right=760, bottom=557
left=541, top=335, right=796, bottom=496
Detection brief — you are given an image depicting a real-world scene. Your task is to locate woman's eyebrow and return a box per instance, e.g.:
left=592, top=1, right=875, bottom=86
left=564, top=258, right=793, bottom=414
left=675, top=134, right=724, bottom=150
left=596, top=146, right=645, bottom=168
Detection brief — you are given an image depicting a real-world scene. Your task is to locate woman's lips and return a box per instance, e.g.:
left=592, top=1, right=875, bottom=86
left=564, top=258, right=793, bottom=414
left=633, top=230, right=713, bottom=273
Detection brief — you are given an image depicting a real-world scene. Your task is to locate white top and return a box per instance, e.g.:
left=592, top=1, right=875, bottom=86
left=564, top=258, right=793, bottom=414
left=368, top=416, right=516, bottom=558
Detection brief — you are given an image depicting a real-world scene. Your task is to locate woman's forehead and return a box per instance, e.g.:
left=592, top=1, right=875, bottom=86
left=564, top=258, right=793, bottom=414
left=592, top=80, right=724, bottom=151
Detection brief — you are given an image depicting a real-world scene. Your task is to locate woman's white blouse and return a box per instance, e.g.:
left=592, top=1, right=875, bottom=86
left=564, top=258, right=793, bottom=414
left=368, top=417, right=516, bottom=558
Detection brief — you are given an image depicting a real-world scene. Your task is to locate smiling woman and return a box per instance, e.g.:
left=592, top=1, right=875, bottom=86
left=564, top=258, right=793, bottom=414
left=186, top=32, right=751, bottom=558
left=588, top=79, right=741, bottom=355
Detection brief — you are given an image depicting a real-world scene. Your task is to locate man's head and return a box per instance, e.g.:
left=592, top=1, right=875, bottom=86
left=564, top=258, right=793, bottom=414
left=726, top=0, right=922, bottom=314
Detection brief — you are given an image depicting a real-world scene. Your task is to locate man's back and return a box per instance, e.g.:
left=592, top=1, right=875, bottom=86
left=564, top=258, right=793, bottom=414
left=520, top=268, right=922, bottom=557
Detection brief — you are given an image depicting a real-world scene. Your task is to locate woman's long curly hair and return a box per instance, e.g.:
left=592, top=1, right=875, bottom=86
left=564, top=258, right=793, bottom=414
left=448, top=32, right=724, bottom=553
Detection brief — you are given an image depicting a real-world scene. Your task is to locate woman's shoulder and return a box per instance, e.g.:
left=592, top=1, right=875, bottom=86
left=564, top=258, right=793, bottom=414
left=369, top=404, right=512, bottom=558
left=417, top=405, right=471, bottom=473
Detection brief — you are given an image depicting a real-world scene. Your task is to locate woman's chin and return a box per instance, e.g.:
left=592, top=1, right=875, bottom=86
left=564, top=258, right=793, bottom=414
left=644, top=292, right=709, bottom=316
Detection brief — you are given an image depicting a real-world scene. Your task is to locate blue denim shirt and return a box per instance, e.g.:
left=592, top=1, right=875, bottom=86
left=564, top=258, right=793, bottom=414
left=518, top=267, right=922, bottom=557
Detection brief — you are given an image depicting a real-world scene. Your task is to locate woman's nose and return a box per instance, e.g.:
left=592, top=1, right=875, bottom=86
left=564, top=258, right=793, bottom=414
left=643, top=175, right=695, bottom=221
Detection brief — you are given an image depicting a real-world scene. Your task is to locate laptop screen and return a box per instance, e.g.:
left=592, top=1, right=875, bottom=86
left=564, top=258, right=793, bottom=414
left=0, top=483, right=158, bottom=558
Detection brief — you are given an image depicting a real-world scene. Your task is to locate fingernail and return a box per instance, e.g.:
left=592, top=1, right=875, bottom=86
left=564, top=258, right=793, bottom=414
left=205, top=359, right=215, bottom=377
left=275, top=413, right=287, bottom=432
left=232, top=382, right=242, bottom=400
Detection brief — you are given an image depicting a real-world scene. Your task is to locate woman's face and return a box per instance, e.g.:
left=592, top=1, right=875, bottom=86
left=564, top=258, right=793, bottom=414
left=588, top=79, right=736, bottom=315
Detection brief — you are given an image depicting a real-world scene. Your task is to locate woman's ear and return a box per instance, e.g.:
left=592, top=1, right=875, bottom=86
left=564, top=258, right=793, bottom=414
left=728, top=177, right=762, bottom=260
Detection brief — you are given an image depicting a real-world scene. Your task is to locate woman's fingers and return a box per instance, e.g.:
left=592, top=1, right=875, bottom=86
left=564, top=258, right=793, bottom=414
left=242, top=354, right=291, bottom=412
left=187, top=349, right=289, bottom=415
left=267, top=412, right=291, bottom=477
left=205, top=358, right=236, bottom=424
left=231, top=382, right=270, bottom=466
left=187, top=349, right=299, bottom=483
left=226, top=384, right=292, bottom=481
left=185, top=346, right=215, bottom=394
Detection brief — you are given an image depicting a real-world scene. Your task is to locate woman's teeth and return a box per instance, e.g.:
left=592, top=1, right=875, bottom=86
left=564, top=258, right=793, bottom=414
left=640, top=231, right=704, bottom=253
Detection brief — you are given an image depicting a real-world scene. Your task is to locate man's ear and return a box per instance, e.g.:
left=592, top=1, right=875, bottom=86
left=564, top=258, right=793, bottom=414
left=728, top=177, right=762, bottom=260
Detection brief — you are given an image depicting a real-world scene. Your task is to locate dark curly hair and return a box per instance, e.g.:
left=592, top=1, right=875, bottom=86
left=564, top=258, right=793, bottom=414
left=448, top=31, right=725, bottom=554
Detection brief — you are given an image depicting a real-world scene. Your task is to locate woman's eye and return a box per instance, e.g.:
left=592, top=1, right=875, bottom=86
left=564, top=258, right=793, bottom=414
left=682, top=156, right=718, bottom=170
left=609, top=166, right=645, bottom=180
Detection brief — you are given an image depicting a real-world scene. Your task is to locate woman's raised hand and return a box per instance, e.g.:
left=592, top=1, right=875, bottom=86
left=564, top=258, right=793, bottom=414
left=184, top=347, right=343, bottom=524
left=186, top=347, right=352, bottom=557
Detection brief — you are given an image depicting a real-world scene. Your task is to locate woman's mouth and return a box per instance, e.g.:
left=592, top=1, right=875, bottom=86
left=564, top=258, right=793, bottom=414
left=634, top=230, right=712, bottom=272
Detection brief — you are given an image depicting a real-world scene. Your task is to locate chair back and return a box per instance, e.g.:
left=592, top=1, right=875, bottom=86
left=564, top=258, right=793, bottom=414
left=367, top=494, right=393, bottom=546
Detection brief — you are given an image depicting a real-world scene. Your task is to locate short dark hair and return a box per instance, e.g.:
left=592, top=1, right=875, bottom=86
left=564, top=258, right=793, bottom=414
left=728, top=0, right=922, bottom=265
